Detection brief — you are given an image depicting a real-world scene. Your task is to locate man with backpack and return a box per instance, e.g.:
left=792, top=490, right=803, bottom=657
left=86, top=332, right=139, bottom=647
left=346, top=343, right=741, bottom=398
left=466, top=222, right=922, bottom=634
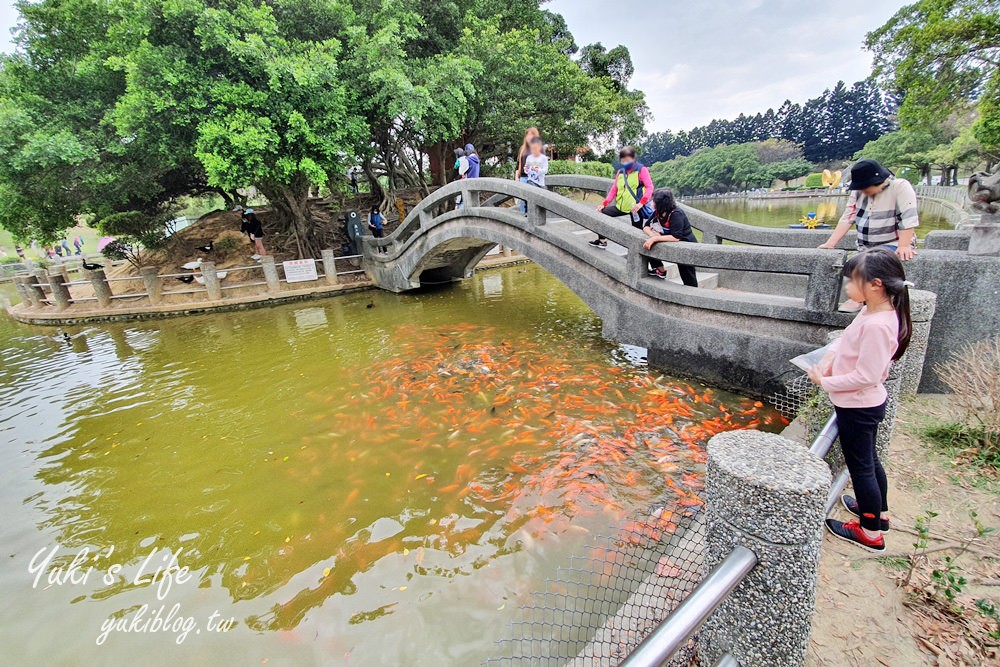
left=589, top=146, right=654, bottom=249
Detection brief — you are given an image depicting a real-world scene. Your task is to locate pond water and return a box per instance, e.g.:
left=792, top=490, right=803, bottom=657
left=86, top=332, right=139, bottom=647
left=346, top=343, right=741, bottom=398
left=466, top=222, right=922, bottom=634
left=688, top=196, right=952, bottom=238
left=0, top=266, right=784, bottom=666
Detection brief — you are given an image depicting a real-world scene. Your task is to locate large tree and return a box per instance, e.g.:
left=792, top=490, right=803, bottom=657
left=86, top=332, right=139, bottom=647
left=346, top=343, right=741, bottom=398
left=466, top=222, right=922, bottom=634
left=0, top=0, right=647, bottom=256
left=866, top=0, right=1000, bottom=155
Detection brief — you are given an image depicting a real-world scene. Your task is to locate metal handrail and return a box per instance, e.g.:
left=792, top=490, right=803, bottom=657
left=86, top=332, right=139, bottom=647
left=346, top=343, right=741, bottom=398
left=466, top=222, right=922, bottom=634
left=809, top=414, right=839, bottom=457
left=619, top=415, right=842, bottom=667
left=618, top=546, right=758, bottom=667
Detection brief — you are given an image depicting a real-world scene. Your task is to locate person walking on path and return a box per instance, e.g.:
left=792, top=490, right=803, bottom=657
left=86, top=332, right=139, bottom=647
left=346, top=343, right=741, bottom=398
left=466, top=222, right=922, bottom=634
left=516, top=128, right=540, bottom=214
left=818, top=159, right=920, bottom=312
left=589, top=146, right=654, bottom=248
left=348, top=168, right=359, bottom=194
left=643, top=189, right=699, bottom=286
left=807, top=248, right=913, bottom=553
left=234, top=205, right=268, bottom=260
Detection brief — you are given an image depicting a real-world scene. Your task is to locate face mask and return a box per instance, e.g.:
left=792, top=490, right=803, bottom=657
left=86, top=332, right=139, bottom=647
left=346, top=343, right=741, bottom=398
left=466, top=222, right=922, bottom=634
left=621, top=160, right=634, bottom=168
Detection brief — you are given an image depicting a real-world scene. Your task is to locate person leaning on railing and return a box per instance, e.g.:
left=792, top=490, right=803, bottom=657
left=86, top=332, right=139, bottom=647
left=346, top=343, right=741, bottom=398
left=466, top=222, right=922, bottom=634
left=817, top=159, right=920, bottom=312
left=589, top=146, right=654, bottom=249
left=643, top=189, right=699, bottom=287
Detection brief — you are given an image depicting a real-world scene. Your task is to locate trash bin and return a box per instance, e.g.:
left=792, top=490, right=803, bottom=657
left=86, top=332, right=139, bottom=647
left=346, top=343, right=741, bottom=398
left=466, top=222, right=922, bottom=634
left=344, top=211, right=363, bottom=254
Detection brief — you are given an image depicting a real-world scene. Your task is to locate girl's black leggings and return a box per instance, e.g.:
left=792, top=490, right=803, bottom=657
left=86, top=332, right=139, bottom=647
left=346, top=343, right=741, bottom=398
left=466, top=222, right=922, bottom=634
left=835, top=402, right=888, bottom=531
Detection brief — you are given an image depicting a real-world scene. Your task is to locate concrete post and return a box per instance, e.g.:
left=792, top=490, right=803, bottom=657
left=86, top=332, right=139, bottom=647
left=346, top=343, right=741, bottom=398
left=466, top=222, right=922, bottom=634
left=200, top=261, right=222, bottom=300
left=699, top=430, right=831, bottom=667
left=58, top=264, right=71, bottom=286
left=13, top=277, right=32, bottom=306
left=139, top=266, right=162, bottom=305
left=260, top=256, right=281, bottom=293
left=32, top=270, right=51, bottom=306
left=896, top=289, right=936, bottom=397
left=803, top=250, right=846, bottom=312
left=87, top=269, right=113, bottom=308
left=527, top=203, right=547, bottom=226
left=967, top=213, right=1000, bottom=256
left=321, top=249, right=339, bottom=285
left=16, top=276, right=41, bottom=308
left=47, top=270, right=72, bottom=310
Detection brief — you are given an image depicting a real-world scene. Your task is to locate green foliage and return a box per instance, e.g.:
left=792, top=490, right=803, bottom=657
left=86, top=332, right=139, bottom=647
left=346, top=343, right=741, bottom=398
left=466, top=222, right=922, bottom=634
left=214, top=236, right=242, bottom=253
left=866, top=0, right=1000, bottom=152
left=546, top=160, right=614, bottom=179
left=804, top=173, right=824, bottom=188
left=923, top=423, right=1000, bottom=469
left=649, top=142, right=784, bottom=195
left=641, top=80, right=893, bottom=164
left=0, top=0, right=648, bottom=256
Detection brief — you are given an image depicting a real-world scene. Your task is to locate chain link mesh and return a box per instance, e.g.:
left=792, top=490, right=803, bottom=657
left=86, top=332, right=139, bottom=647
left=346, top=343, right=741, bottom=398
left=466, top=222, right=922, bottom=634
left=481, top=379, right=816, bottom=667
left=483, top=508, right=707, bottom=667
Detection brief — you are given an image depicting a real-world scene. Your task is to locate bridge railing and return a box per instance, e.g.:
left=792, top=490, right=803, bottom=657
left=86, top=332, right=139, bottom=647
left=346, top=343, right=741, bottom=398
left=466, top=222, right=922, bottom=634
left=362, top=177, right=850, bottom=319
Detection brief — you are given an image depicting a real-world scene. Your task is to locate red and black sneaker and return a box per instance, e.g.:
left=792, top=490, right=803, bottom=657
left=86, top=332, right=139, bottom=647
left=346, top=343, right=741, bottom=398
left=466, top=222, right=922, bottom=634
left=825, top=519, right=885, bottom=552
left=841, top=495, right=891, bottom=532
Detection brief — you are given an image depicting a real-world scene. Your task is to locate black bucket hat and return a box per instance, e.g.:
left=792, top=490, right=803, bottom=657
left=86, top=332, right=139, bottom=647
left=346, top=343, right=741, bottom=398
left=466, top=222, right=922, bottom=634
left=849, top=159, right=892, bottom=190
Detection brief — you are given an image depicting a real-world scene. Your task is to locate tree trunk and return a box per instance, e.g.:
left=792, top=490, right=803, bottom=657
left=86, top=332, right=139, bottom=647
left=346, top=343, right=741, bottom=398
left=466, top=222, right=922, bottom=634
left=259, top=175, right=317, bottom=259
left=426, top=142, right=446, bottom=186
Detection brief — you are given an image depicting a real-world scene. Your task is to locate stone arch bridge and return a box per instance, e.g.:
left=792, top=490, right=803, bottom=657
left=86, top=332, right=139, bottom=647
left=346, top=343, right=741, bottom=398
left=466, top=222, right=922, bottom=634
left=360, top=175, right=999, bottom=394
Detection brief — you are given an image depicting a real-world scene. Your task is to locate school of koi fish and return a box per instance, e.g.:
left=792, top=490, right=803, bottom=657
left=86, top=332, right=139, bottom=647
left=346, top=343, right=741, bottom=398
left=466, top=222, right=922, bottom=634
left=290, top=323, right=787, bottom=583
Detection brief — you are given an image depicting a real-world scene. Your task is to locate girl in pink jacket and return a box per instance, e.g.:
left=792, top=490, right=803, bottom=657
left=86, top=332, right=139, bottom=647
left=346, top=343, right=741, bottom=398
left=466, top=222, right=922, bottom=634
left=808, top=248, right=913, bottom=552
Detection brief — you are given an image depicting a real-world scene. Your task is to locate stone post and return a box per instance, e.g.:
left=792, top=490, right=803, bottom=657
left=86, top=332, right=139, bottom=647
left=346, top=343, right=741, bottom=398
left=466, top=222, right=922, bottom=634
left=527, top=202, right=547, bottom=226
left=967, top=213, right=1000, bottom=256
left=32, top=270, right=51, bottom=306
left=58, top=264, right=71, bottom=286
left=260, top=256, right=281, bottom=293
left=699, top=430, right=831, bottom=667
left=139, top=266, right=163, bottom=305
left=16, top=276, right=41, bottom=308
left=13, top=277, right=32, bottom=307
left=897, top=289, right=936, bottom=397
left=200, top=261, right=222, bottom=301
left=46, top=270, right=72, bottom=310
left=321, top=249, right=339, bottom=285
left=87, top=268, right=113, bottom=308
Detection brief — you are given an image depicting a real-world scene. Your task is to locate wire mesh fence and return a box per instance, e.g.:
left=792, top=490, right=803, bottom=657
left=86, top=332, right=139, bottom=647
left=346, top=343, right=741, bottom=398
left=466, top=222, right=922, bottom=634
left=482, top=377, right=820, bottom=667
left=483, top=507, right=708, bottom=667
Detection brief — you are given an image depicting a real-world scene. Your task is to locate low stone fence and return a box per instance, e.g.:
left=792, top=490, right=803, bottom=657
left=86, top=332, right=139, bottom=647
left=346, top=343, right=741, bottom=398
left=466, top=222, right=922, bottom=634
left=9, top=251, right=368, bottom=323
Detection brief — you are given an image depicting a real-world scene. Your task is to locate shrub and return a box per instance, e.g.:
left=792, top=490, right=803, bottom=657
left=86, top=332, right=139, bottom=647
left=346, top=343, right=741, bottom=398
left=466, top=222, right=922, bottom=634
left=214, top=236, right=242, bottom=253
left=1, top=255, right=21, bottom=265
left=804, top=173, right=824, bottom=188
left=547, top=160, right=614, bottom=179
left=930, top=335, right=1000, bottom=467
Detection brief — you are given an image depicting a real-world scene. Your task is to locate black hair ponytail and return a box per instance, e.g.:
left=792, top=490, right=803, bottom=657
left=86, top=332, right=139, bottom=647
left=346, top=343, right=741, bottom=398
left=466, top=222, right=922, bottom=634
left=842, top=247, right=912, bottom=360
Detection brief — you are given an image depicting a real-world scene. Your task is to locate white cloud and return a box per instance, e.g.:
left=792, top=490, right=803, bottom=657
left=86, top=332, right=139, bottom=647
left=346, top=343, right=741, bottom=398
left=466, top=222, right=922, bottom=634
left=548, top=0, right=908, bottom=132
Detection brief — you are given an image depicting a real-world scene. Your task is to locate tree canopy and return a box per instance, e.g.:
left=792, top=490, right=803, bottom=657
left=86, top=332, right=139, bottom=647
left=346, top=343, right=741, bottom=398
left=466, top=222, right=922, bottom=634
left=649, top=140, right=814, bottom=195
left=865, top=0, right=1000, bottom=154
left=0, top=0, right=648, bottom=256
left=641, top=80, right=894, bottom=165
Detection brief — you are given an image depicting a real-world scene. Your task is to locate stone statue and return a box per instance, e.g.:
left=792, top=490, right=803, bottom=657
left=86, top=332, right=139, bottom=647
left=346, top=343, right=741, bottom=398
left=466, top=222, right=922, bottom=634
left=968, top=164, right=1000, bottom=215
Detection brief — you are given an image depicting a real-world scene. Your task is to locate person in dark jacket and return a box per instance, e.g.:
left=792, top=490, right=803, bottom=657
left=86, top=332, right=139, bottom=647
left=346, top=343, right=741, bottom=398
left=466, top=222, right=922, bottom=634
left=643, top=189, right=699, bottom=287
left=234, top=205, right=267, bottom=259
left=464, top=144, right=481, bottom=179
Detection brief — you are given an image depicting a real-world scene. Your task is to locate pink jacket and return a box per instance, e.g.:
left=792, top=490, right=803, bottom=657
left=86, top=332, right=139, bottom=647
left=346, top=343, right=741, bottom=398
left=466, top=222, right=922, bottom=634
left=820, top=307, right=899, bottom=408
left=602, top=165, right=654, bottom=208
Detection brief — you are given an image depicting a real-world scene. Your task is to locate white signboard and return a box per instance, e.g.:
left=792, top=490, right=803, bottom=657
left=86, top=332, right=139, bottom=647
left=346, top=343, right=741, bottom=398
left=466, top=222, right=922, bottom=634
left=283, top=259, right=319, bottom=283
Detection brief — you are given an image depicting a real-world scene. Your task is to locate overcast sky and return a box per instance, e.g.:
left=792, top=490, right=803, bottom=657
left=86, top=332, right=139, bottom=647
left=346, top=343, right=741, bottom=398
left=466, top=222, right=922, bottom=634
left=0, top=0, right=909, bottom=133
left=548, top=0, right=910, bottom=132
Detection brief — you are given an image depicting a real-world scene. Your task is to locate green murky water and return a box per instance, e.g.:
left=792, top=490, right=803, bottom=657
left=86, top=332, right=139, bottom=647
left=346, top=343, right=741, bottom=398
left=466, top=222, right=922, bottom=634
left=0, top=266, right=782, bottom=666
left=689, top=197, right=952, bottom=238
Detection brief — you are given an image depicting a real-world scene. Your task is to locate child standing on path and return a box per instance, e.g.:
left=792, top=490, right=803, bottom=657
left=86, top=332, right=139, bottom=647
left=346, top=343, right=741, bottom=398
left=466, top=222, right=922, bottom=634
left=808, top=248, right=913, bottom=552
left=522, top=137, right=549, bottom=189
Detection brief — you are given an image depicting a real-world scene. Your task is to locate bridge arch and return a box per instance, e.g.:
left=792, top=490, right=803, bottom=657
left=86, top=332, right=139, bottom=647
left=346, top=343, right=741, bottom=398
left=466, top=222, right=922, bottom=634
left=359, top=176, right=996, bottom=393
